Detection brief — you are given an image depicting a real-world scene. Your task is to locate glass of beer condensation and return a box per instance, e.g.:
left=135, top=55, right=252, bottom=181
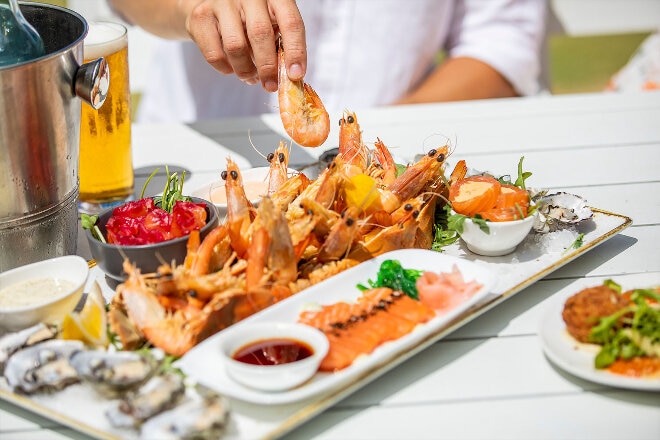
left=78, top=21, right=134, bottom=214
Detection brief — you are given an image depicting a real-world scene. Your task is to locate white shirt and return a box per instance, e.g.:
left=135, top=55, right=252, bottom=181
left=137, top=0, right=547, bottom=123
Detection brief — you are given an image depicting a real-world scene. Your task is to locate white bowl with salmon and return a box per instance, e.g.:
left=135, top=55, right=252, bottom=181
left=457, top=212, right=538, bottom=256
left=448, top=173, right=536, bottom=256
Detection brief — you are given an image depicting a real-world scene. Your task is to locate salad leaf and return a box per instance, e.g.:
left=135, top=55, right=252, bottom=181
left=80, top=213, right=106, bottom=244
left=431, top=204, right=459, bottom=251
left=432, top=226, right=459, bottom=252
left=447, top=212, right=489, bottom=234
left=357, top=260, right=423, bottom=300
left=431, top=203, right=491, bottom=252
left=588, top=283, right=660, bottom=369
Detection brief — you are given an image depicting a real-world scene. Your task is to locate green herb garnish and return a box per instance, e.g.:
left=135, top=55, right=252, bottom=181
left=604, top=279, right=622, bottom=293
left=357, top=260, right=423, bottom=300
left=432, top=227, right=459, bottom=251
left=513, top=156, right=532, bottom=190
left=159, top=353, right=185, bottom=376
left=588, top=282, right=660, bottom=369
left=496, top=156, right=532, bottom=190
left=431, top=203, right=459, bottom=251
left=81, top=213, right=106, bottom=243
left=564, top=233, right=585, bottom=253
left=431, top=204, right=491, bottom=252
left=447, top=212, right=489, bottom=234
left=152, top=166, right=191, bottom=213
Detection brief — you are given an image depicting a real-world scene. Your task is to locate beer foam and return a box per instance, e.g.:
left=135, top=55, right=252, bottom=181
left=84, top=22, right=127, bottom=59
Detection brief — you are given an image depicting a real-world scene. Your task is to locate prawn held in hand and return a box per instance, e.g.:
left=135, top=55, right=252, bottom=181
left=278, top=39, right=330, bottom=147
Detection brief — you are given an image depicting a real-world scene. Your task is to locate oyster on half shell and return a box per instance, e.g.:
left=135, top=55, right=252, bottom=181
left=534, top=192, right=594, bottom=233
left=0, top=323, right=57, bottom=375
left=105, top=371, right=186, bottom=428
left=70, top=349, right=162, bottom=398
left=4, top=340, right=84, bottom=394
left=139, top=386, right=230, bottom=440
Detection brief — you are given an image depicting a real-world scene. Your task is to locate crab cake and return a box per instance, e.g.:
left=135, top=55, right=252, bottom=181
left=562, top=285, right=630, bottom=343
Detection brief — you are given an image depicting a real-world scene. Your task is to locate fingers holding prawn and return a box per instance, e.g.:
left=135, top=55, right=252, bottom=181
left=271, top=0, right=307, bottom=81
left=243, top=0, right=283, bottom=90
left=184, top=0, right=304, bottom=90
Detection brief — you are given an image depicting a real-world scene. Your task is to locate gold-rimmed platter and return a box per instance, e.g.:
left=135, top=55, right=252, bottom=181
left=0, top=208, right=632, bottom=440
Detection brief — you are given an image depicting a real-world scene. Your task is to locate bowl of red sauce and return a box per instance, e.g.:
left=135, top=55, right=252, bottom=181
left=85, top=196, right=218, bottom=281
left=217, top=322, right=329, bottom=392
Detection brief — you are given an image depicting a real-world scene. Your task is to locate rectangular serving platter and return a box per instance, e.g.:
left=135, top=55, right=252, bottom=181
left=0, top=207, right=632, bottom=440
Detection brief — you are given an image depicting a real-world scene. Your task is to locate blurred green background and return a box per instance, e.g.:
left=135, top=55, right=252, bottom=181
left=549, top=32, right=651, bottom=93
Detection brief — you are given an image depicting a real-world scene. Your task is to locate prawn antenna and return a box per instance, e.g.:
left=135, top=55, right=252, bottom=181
left=422, top=133, right=452, bottom=155
left=247, top=130, right=268, bottom=161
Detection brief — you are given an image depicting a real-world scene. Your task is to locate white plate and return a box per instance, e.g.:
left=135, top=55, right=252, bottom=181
left=539, top=290, right=660, bottom=391
left=177, top=249, right=496, bottom=404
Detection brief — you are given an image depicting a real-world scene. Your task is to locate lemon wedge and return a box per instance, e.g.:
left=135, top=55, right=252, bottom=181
left=61, top=281, right=108, bottom=348
left=344, top=174, right=380, bottom=210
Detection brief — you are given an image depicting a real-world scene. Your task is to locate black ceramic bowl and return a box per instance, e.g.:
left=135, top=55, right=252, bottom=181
left=86, top=197, right=219, bottom=281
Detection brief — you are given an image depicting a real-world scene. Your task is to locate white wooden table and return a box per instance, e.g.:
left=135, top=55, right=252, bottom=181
left=2, top=91, right=659, bottom=439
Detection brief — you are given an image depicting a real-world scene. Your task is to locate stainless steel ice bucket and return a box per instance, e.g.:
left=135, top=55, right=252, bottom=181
left=0, top=3, right=108, bottom=271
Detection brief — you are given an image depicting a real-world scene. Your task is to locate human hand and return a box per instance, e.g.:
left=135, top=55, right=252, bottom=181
left=181, top=0, right=306, bottom=92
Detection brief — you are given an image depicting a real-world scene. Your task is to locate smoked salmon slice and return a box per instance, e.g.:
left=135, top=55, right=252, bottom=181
left=299, top=287, right=435, bottom=371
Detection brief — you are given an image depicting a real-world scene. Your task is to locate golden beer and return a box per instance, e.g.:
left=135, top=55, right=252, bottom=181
left=78, top=22, right=133, bottom=213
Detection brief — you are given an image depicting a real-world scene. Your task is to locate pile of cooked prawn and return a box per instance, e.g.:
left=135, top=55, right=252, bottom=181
left=109, top=111, right=464, bottom=357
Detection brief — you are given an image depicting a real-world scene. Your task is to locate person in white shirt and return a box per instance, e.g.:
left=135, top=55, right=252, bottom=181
left=108, top=0, right=548, bottom=123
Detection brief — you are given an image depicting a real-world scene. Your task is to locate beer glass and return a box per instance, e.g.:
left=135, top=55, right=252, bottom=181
left=78, top=21, right=134, bottom=214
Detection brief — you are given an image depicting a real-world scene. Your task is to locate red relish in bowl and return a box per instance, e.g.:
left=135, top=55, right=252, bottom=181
left=106, top=198, right=207, bottom=245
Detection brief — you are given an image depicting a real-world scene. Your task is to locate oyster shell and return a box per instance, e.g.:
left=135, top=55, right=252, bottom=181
left=4, top=340, right=84, bottom=394
left=105, top=372, right=186, bottom=428
left=139, top=388, right=230, bottom=440
left=70, top=349, right=161, bottom=398
left=534, top=192, right=594, bottom=233
left=0, top=323, right=57, bottom=374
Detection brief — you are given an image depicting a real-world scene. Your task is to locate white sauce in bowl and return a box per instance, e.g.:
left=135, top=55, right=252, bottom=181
left=0, top=278, right=76, bottom=309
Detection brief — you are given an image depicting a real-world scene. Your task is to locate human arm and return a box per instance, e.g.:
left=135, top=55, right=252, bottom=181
left=397, top=56, right=517, bottom=104
left=398, top=0, right=547, bottom=104
left=107, top=0, right=306, bottom=91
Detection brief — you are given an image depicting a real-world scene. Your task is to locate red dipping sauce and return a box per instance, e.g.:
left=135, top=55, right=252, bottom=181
left=233, top=338, right=314, bottom=366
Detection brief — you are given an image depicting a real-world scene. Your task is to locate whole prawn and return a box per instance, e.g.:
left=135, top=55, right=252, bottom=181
left=278, top=38, right=330, bottom=147
left=223, top=158, right=255, bottom=257
left=111, top=260, right=246, bottom=357
left=339, top=111, right=368, bottom=170
left=370, top=137, right=398, bottom=186
left=266, top=141, right=291, bottom=195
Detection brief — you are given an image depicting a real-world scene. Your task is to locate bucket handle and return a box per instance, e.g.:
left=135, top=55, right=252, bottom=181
left=74, top=57, right=109, bottom=110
